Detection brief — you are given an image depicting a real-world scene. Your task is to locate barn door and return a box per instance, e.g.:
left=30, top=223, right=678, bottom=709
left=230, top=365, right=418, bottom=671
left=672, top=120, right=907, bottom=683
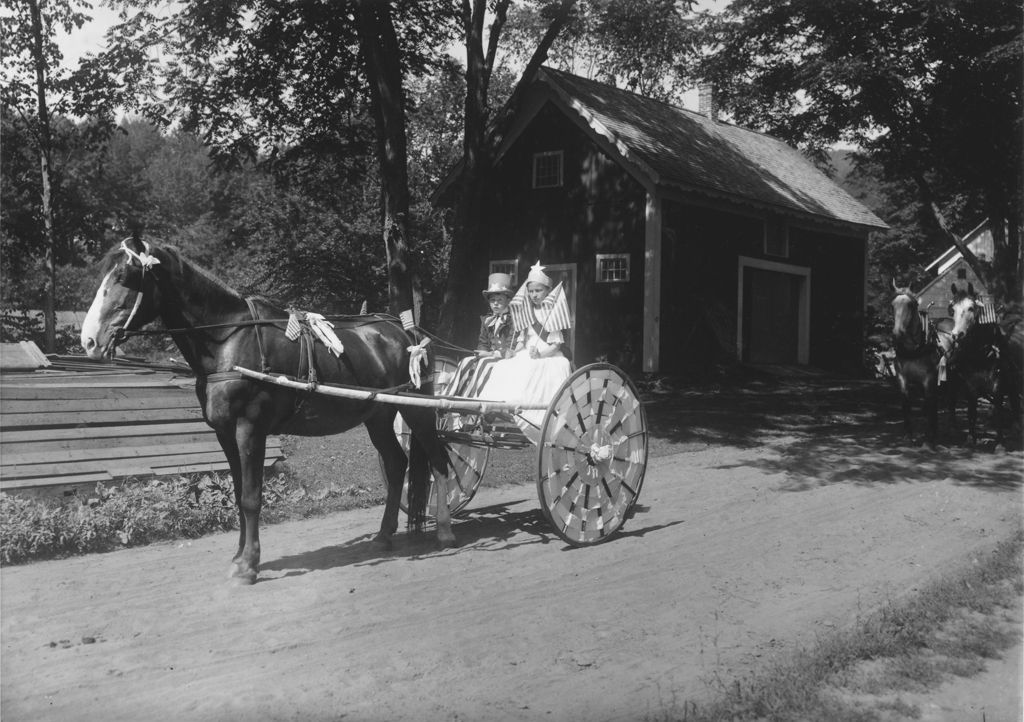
left=741, top=264, right=802, bottom=362
left=544, top=263, right=577, bottom=361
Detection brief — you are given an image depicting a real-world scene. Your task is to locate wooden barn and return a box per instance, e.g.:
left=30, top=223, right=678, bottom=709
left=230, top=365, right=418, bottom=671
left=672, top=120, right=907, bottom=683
left=436, top=68, right=887, bottom=374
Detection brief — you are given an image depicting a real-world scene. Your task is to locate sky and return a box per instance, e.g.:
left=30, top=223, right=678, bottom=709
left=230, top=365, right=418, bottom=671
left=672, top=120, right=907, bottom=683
left=56, top=1, right=729, bottom=111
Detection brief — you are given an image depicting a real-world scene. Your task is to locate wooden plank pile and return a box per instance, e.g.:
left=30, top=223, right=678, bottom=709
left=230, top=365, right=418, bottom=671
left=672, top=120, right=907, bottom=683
left=0, top=365, right=283, bottom=496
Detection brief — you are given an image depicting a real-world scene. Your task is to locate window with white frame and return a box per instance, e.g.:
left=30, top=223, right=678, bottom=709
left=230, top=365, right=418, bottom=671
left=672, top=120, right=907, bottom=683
left=489, top=259, right=518, bottom=287
left=532, top=151, right=563, bottom=188
left=596, top=253, right=630, bottom=283
left=764, top=217, right=790, bottom=258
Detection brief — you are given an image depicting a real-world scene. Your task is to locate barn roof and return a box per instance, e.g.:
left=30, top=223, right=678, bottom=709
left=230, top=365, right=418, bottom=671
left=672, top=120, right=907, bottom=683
left=433, top=67, right=885, bottom=232
left=529, top=68, right=886, bottom=230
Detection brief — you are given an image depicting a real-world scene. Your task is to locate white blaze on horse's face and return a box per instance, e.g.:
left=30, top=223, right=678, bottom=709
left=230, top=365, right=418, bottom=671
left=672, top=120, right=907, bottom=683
left=950, top=295, right=982, bottom=339
left=891, top=292, right=917, bottom=338
left=81, top=254, right=152, bottom=360
left=81, top=268, right=117, bottom=358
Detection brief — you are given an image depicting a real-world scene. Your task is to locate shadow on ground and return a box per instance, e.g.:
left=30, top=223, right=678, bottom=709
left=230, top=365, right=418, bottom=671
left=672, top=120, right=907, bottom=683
left=640, top=366, right=1023, bottom=492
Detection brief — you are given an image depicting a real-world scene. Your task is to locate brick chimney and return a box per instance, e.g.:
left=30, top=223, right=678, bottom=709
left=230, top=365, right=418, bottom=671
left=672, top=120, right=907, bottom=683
left=698, top=83, right=717, bottom=121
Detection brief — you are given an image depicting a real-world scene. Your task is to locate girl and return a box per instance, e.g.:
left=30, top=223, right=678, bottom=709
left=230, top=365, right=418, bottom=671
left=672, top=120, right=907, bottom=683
left=478, top=262, right=572, bottom=442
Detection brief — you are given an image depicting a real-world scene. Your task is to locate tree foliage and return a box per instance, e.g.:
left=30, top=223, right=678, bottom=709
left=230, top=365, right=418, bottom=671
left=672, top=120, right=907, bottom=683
left=699, top=0, right=1023, bottom=309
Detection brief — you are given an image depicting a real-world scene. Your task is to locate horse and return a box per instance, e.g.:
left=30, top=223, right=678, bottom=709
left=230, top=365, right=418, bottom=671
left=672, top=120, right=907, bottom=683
left=947, top=282, right=1021, bottom=446
left=80, top=237, right=454, bottom=584
left=890, top=282, right=947, bottom=444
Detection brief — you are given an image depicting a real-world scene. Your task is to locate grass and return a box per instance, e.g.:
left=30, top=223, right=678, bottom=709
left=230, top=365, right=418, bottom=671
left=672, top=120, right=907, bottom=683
left=660, top=531, right=1023, bottom=722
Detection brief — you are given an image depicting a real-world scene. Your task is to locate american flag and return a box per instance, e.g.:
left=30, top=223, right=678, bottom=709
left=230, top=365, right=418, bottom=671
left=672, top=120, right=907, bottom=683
left=509, top=282, right=572, bottom=332
left=285, top=311, right=302, bottom=341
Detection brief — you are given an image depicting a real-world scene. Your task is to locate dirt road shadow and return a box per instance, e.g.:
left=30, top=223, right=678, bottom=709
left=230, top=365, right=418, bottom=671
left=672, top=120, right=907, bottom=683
left=642, top=369, right=1023, bottom=491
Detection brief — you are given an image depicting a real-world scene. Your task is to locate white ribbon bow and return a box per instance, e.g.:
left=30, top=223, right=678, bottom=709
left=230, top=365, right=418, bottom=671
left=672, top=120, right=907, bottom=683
left=120, top=239, right=161, bottom=270
left=305, top=312, right=345, bottom=357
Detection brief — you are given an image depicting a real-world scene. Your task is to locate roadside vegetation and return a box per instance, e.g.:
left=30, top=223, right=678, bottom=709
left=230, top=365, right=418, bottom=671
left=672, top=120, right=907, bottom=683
left=0, top=464, right=386, bottom=566
left=671, top=531, right=1023, bottom=722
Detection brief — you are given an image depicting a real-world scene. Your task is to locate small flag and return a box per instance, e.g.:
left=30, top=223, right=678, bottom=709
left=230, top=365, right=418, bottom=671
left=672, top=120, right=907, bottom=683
left=541, top=283, right=572, bottom=332
left=359, top=300, right=368, bottom=315
left=285, top=311, right=302, bottom=341
left=508, top=280, right=533, bottom=331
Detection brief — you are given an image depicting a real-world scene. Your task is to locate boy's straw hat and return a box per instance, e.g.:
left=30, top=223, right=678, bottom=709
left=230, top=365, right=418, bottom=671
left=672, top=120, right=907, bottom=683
left=482, top=273, right=513, bottom=298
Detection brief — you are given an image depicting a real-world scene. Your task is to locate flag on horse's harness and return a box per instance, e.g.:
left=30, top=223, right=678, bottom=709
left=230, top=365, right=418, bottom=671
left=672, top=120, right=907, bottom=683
left=509, top=282, right=572, bottom=333
left=285, top=310, right=345, bottom=356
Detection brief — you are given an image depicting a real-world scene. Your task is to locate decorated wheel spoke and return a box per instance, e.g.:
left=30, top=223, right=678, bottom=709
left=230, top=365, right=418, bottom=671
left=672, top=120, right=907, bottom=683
left=537, top=364, right=648, bottom=546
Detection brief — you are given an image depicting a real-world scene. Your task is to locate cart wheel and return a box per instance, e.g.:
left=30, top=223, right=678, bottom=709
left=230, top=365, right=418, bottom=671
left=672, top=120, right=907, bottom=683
left=536, top=363, right=648, bottom=546
left=379, top=355, right=489, bottom=516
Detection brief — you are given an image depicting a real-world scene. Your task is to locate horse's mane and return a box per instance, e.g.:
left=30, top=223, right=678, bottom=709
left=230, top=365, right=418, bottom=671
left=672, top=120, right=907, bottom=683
left=99, top=240, right=243, bottom=300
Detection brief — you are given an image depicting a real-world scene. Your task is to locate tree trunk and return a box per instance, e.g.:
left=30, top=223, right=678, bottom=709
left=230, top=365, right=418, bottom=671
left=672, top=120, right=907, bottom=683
left=28, top=0, right=57, bottom=353
left=437, top=0, right=575, bottom=341
left=355, top=0, right=415, bottom=320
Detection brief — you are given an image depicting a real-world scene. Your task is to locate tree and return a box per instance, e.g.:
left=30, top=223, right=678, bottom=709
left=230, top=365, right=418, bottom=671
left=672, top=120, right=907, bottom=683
left=1, top=0, right=90, bottom=350
left=698, top=0, right=1023, bottom=311
left=1, top=0, right=144, bottom=349
left=104, top=0, right=457, bottom=318
left=436, top=0, right=576, bottom=340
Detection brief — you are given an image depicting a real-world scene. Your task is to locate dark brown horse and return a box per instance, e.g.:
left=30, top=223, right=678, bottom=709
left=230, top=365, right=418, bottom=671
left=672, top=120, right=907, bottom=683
left=891, top=282, right=945, bottom=444
left=948, top=283, right=1021, bottom=445
left=81, top=238, right=453, bottom=584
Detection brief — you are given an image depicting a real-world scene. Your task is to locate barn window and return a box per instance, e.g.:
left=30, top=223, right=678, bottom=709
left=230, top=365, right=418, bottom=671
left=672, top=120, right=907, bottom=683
left=764, top=217, right=789, bottom=258
left=596, top=253, right=630, bottom=283
left=956, top=268, right=967, bottom=280
left=489, top=259, right=518, bottom=287
left=532, top=151, right=563, bottom=188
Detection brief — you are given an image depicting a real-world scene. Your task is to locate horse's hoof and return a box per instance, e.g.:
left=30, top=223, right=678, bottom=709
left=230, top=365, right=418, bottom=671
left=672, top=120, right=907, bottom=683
left=227, top=563, right=258, bottom=585
left=437, top=533, right=457, bottom=550
left=372, top=533, right=394, bottom=550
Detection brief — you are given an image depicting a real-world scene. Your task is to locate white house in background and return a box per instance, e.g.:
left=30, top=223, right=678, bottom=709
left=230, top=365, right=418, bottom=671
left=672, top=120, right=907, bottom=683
left=918, top=219, right=998, bottom=323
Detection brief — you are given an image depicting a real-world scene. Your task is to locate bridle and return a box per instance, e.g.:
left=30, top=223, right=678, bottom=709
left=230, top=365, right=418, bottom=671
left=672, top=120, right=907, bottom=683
left=116, top=239, right=162, bottom=341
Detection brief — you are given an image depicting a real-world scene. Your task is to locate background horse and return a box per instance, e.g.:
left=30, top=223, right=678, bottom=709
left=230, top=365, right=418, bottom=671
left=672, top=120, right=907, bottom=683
left=948, top=283, right=1021, bottom=446
left=891, top=282, right=945, bottom=444
left=81, top=237, right=453, bottom=584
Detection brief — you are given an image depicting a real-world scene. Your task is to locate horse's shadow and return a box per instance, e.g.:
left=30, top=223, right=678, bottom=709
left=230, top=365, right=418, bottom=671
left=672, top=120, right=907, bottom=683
left=258, top=499, right=674, bottom=581
left=259, top=499, right=543, bottom=580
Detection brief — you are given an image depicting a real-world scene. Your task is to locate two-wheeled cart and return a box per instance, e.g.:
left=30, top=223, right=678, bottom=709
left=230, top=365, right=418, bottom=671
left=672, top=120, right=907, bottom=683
left=236, top=358, right=647, bottom=546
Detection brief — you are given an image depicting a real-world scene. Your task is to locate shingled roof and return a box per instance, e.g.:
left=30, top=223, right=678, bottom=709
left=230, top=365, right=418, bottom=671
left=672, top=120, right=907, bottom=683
left=527, top=67, right=887, bottom=230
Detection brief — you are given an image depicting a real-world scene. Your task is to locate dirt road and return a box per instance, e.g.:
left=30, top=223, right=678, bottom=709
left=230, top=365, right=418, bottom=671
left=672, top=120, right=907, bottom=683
left=3, top=422, right=1021, bottom=721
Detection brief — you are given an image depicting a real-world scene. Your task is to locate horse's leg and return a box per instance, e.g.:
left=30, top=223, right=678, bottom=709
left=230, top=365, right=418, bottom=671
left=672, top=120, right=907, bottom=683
left=966, top=394, right=979, bottom=446
left=214, top=427, right=246, bottom=564
left=364, top=409, right=406, bottom=549
left=945, top=378, right=957, bottom=436
left=401, top=407, right=455, bottom=549
left=230, top=419, right=266, bottom=585
left=900, top=393, right=913, bottom=440
left=924, top=386, right=938, bottom=446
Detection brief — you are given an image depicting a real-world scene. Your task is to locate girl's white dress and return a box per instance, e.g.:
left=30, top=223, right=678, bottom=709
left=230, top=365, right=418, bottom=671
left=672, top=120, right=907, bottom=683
left=477, top=306, right=572, bottom=443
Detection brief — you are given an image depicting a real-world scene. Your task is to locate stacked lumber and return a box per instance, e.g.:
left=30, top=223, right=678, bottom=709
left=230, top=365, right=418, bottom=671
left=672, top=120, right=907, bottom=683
left=0, top=370, right=283, bottom=496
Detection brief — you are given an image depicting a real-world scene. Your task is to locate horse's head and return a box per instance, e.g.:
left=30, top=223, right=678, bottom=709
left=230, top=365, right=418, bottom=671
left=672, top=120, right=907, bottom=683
left=949, top=282, right=983, bottom=342
left=891, top=279, right=924, bottom=351
left=81, top=237, right=165, bottom=359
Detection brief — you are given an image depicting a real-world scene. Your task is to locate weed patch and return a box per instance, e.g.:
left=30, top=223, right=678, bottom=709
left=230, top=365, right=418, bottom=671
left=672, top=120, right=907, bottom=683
left=0, top=470, right=385, bottom=565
